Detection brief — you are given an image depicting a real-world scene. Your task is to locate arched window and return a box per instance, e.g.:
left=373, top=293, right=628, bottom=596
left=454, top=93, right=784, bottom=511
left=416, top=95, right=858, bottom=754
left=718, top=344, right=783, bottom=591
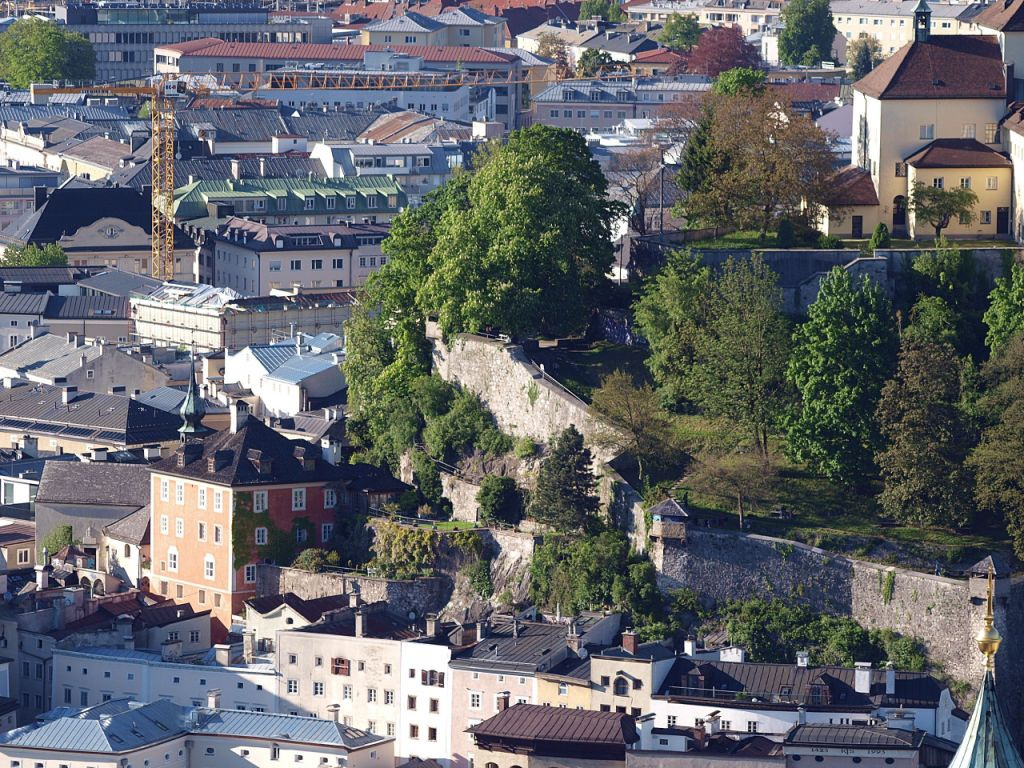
left=124, top=544, right=131, bottom=559
left=485, top=763, right=498, bottom=768
left=613, top=677, right=629, bottom=696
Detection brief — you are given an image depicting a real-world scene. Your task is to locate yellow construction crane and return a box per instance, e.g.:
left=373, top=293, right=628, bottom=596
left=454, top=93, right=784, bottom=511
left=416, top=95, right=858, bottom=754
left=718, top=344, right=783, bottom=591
left=28, top=70, right=631, bottom=281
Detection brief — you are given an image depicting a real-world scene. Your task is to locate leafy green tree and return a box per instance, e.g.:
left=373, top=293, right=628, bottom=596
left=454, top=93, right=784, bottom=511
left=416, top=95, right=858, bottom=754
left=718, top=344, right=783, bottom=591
left=674, top=112, right=731, bottom=229
left=691, top=256, right=790, bottom=456
left=905, top=295, right=959, bottom=347
left=530, top=426, right=600, bottom=532
left=909, top=181, right=978, bottom=239
left=476, top=475, right=522, bottom=525
left=579, top=0, right=625, bottom=21
left=2, top=243, right=67, bottom=267
left=866, top=222, right=891, bottom=250
left=591, top=369, right=676, bottom=481
left=908, top=240, right=987, bottom=358
left=969, top=336, right=1024, bottom=557
left=983, top=262, right=1024, bottom=355
left=659, top=13, right=702, bottom=51
left=779, top=0, right=836, bottom=65
left=876, top=338, right=974, bottom=528
left=785, top=268, right=898, bottom=483
left=419, top=125, right=619, bottom=338
left=40, top=524, right=73, bottom=560
left=0, top=19, right=95, bottom=88
left=576, top=48, right=616, bottom=77
left=633, top=250, right=712, bottom=407
left=848, top=36, right=882, bottom=80
left=291, top=548, right=341, bottom=572
left=712, top=66, right=766, bottom=95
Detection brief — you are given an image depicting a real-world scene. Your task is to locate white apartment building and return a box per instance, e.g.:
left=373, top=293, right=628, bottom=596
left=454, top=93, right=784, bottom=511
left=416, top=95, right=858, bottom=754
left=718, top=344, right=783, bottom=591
left=833, top=0, right=984, bottom=54
left=52, top=646, right=278, bottom=713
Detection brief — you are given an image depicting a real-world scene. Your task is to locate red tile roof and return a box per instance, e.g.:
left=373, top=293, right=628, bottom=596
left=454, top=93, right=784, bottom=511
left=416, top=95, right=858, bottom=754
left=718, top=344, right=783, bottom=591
left=854, top=35, right=1005, bottom=100
left=633, top=47, right=686, bottom=64
left=469, top=704, right=640, bottom=746
left=829, top=166, right=880, bottom=207
left=975, top=0, right=1024, bottom=32
left=332, top=0, right=579, bottom=36
left=770, top=81, right=841, bottom=103
left=904, top=138, right=1011, bottom=168
left=162, top=39, right=518, bottom=64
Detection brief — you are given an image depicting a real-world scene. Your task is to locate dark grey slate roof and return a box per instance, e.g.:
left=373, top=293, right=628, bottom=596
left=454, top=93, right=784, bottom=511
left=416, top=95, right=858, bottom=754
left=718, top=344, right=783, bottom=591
left=0, top=267, right=86, bottom=287
left=43, top=295, right=129, bottom=320
left=450, top=620, right=570, bottom=672
left=0, top=293, right=49, bottom=316
left=176, top=108, right=287, bottom=143
left=36, top=462, right=152, bottom=507
left=785, top=724, right=922, bottom=748
left=102, top=505, right=150, bottom=545
left=76, top=268, right=163, bottom=298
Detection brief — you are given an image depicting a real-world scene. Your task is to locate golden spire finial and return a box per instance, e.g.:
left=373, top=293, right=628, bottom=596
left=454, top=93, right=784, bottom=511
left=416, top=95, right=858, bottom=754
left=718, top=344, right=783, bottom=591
left=976, top=563, right=1001, bottom=669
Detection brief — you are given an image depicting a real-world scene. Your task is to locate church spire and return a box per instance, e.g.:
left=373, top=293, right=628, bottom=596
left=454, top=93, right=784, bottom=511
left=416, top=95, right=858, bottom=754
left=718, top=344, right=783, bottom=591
left=178, top=350, right=211, bottom=442
left=945, top=564, right=1023, bottom=768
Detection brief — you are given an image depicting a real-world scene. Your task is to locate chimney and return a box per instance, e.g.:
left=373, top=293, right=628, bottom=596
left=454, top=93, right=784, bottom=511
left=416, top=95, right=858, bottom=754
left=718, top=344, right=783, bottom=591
left=706, top=712, right=721, bottom=734
left=80, top=353, right=87, bottom=369
left=61, top=386, right=78, bottom=405
left=259, top=156, right=267, bottom=177
left=355, top=608, right=366, bottom=638
left=496, top=691, right=510, bottom=712
left=693, top=722, right=707, bottom=749
left=797, top=705, right=806, bottom=725
left=243, top=631, right=255, bottom=664
left=477, top=619, right=490, bottom=639
left=91, top=446, right=108, bottom=463
left=425, top=613, right=440, bottom=638
left=230, top=158, right=241, bottom=180
left=20, top=435, right=36, bottom=458
left=34, top=563, right=48, bottom=590
left=213, top=644, right=231, bottom=666
left=854, top=661, right=872, bottom=695
left=683, top=636, right=697, bottom=657
left=108, top=386, right=126, bottom=395
left=796, top=651, right=810, bottom=667
left=230, top=400, right=249, bottom=433
left=885, top=665, right=896, bottom=696
left=567, top=620, right=584, bottom=653
left=143, top=445, right=162, bottom=461
left=327, top=703, right=340, bottom=722
left=206, top=689, right=222, bottom=709
left=621, top=629, right=638, bottom=655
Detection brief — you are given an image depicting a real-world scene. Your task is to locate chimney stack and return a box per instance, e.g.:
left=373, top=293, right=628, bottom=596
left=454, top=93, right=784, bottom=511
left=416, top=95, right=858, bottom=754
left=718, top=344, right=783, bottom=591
left=885, top=665, right=896, bottom=696
left=34, top=562, right=48, bottom=590
left=61, top=386, right=78, bottom=405
left=327, top=703, right=340, bottom=722
left=854, top=661, right=872, bottom=695
left=426, top=613, right=440, bottom=638
left=243, top=631, right=255, bottom=664
left=206, top=689, right=221, bottom=710
left=621, top=629, right=638, bottom=655
left=230, top=158, right=241, bottom=180
left=796, top=651, right=810, bottom=667
left=230, top=400, right=249, bottom=433
left=355, top=608, right=366, bottom=638
left=496, top=691, right=510, bottom=712
left=20, top=434, right=36, bottom=459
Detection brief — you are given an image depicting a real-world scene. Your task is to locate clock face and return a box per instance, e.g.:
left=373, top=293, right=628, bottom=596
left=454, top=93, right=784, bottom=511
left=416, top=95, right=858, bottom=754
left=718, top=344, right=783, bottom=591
left=103, top=225, right=122, bottom=239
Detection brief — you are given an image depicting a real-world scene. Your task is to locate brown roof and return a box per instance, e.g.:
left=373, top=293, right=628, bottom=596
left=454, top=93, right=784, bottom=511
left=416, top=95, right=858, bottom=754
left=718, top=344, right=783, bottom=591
left=905, top=138, right=1011, bottom=168
left=245, top=592, right=352, bottom=622
left=469, top=703, right=639, bottom=745
left=633, top=47, right=686, bottom=64
left=975, top=0, right=1024, bottom=32
left=854, top=35, right=1005, bottom=100
left=160, top=38, right=518, bottom=64
left=829, top=166, right=880, bottom=207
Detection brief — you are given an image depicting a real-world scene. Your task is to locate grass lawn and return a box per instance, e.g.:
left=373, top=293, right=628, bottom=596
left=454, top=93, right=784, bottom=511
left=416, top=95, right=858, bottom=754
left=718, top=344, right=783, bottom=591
left=844, top=238, right=1013, bottom=250
left=688, top=230, right=782, bottom=249
left=529, top=340, right=650, bottom=402
left=415, top=520, right=479, bottom=531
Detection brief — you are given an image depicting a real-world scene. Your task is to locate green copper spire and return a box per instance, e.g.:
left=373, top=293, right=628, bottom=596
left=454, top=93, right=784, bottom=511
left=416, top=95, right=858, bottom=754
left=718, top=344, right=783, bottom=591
left=947, top=567, right=1023, bottom=768
left=179, top=351, right=211, bottom=441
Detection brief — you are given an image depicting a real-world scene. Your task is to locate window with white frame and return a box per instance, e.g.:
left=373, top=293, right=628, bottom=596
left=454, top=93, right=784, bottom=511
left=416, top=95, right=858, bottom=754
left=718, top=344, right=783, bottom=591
left=292, top=488, right=306, bottom=511
left=214, top=490, right=223, bottom=512
left=987, top=176, right=999, bottom=190
left=961, top=177, right=972, bottom=189
left=168, top=547, right=178, bottom=572
left=198, top=486, right=207, bottom=509
left=175, top=482, right=184, bottom=505
left=933, top=177, right=945, bottom=189
left=198, top=522, right=207, bottom=541
left=160, top=478, right=169, bottom=501
left=324, top=488, right=336, bottom=508
left=175, top=518, right=184, bottom=537
left=343, top=685, right=353, bottom=700
left=962, top=123, right=976, bottom=139
left=469, top=692, right=481, bottom=709
left=214, top=525, right=223, bottom=544
left=920, top=123, right=935, bottom=140
left=287, top=680, right=298, bottom=694
left=255, top=527, right=268, bottom=545
left=204, top=555, right=215, bottom=580
left=254, top=490, right=267, bottom=513
left=314, top=682, right=324, bottom=696
left=160, top=515, right=168, bottom=535
left=244, top=564, right=257, bottom=583
left=322, top=523, right=333, bottom=543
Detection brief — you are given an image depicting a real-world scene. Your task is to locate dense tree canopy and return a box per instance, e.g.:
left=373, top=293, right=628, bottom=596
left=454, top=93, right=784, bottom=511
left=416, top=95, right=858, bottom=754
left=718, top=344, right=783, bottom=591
left=2, top=242, right=67, bottom=267
left=536, top=32, right=571, bottom=78
left=591, top=369, right=676, bottom=481
left=530, top=426, right=600, bottom=532
left=847, top=36, right=882, bottom=80
left=983, top=263, right=1024, bottom=355
left=578, top=0, right=625, bottom=21
left=576, top=48, right=617, bottom=77
left=659, top=13, right=702, bottom=51
left=712, top=66, right=766, bottom=95
left=876, top=338, right=974, bottom=528
left=910, top=181, right=978, bottom=239
left=684, top=26, right=761, bottom=76
left=779, top=0, right=836, bottom=65
left=0, top=19, right=94, bottom=88
left=785, top=269, right=898, bottom=484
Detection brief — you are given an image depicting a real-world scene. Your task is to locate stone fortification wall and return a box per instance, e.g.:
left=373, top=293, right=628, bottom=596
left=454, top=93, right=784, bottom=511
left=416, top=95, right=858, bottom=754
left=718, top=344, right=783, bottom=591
left=654, top=528, right=1021, bottom=710
left=428, top=323, right=617, bottom=464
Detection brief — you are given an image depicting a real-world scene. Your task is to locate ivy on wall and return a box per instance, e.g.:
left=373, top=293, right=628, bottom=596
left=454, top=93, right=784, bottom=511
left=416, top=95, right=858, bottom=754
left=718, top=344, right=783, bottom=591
left=232, top=491, right=317, bottom=570
left=370, top=519, right=483, bottom=579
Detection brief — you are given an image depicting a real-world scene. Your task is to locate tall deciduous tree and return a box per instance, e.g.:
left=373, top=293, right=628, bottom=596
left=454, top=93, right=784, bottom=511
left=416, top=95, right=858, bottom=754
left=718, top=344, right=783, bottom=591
left=785, top=268, right=898, bottom=484
left=536, top=32, right=572, bottom=79
left=685, top=90, right=836, bottom=239
left=691, top=256, right=790, bottom=456
left=876, top=338, right=974, bottom=528
left=530, top=426, right=600, bottom=532
left=579, top=0, right=625, bottom=21
left=659, top=13, right=702, bottom=51
left=576, top=48, right=617, bottom=77
left=674, top=111, right=731, bottom=229
left=0, top=19, right=95, bottom=88
left=632, top=249, right=711, bottom=407
left=420, top=125, right=620, bottom=338
left=712, top=66, right=766, bottom=95
left=607, top=146, right=664, bottom=237
left=983, top=262, right=1024, bottom=355
left=590, top=369, right=676, bottom=481
left=684, top=26, right=761, bottom=76
left=909, top=181, right=978, bottom=239
left=847, top=36, right=882, bottom=80
left=779, top=0, right=836, bottom=65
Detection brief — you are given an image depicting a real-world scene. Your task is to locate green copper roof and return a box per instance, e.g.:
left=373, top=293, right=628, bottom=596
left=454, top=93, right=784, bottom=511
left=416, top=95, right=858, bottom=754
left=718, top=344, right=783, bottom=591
left=947, top=671, right=1024, bottom=768
left=178, top=354, right=212, bottom=439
